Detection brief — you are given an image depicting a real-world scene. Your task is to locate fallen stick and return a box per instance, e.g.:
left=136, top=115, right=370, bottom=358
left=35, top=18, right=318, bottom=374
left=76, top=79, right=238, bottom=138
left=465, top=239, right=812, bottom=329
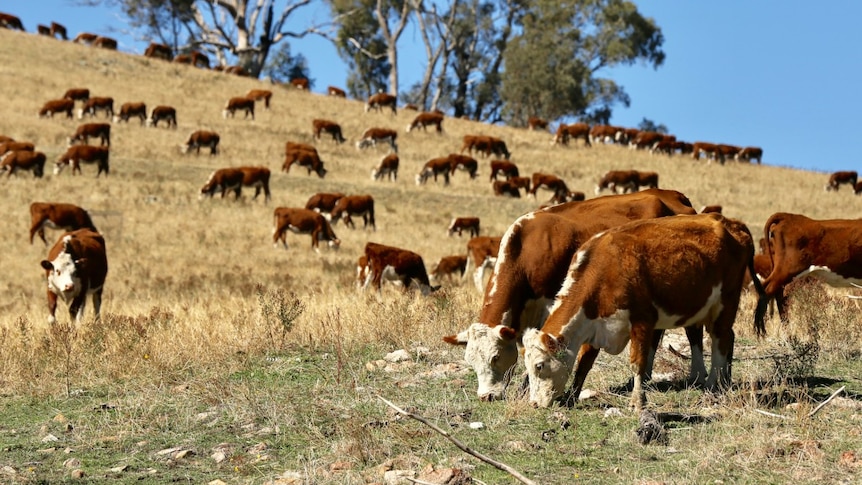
left=808, top=386, right=845, bottom=418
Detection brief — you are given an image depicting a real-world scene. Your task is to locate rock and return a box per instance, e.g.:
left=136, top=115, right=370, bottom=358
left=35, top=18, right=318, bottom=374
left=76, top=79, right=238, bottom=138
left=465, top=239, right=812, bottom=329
left=70, top=468, right=85, bottom=479
left=604, top=407, right=623, bottom=418
left=109, top=465, right=129, bottom=473
left=383, top=469, right=415, bottom=484
left=63, top=458, right=81, bottom=468
left=384, top=349, right=411, bottom=362
left=41, top=433, right=59, bottom=443
left=468, top=422, right=484, bottom=430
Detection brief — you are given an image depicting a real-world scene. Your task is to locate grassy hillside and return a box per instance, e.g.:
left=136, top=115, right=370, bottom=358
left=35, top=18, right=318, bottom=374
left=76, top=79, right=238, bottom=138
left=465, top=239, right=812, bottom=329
left=0, top=29, right=860, bottom=484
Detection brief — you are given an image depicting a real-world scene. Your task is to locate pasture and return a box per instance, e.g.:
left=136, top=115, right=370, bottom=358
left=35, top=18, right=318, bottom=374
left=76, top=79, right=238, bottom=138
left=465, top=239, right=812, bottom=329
left=0, top=28, right=860, bottom=484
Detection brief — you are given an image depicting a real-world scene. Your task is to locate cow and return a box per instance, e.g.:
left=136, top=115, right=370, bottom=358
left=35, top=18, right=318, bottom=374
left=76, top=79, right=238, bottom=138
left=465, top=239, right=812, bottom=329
left=199, top=166, right=271, bottom=202
left=55, top=145, right=110, bottom=177
left=113, top=102, right=147, bottom=125
left=416, top=157, right=452, bottom=186
left=430, top=255, right=468, bottom=285
left=489, top=160, right=519, bottom=181
left=144, top=42, right=172, bottom=60
left=312, top=119, right=346, bottom=144
left=283, top=148, right=327, bottom=178
left=856, top=182, right=862, bottom=195
left=365, top=92, right=397, bottom=114
left=50, top=22, right=68, bottom=40
left=825, top=171, right=857, bottom=191
left=327, top=86, right=346, bottom=97
left=147, top=105, right=177, bottom=128
left=447, top=153, right=479, bottom=180
left=589, top=125, right=625, bottom=145
left=530, top=173, right=574, bottom=202
left=522, top=213, right=762, bottom=410
left=715, top=144, right=741, bottom=163
left=40, top=229, right=108, bottom=325
left=290, top=78, right=310, bottom=90
left=92, top=36, right=118, bottom=50
left=39, top=99, right=75, bottom=118
left=0, top=141, right=34, bottom=156
left=73, top=32, right=98, bottom=44
left=464, top=236, right=503, bottom=293
left=527, top=116, right=548, bottom=131
left=224, top=65, right=248, bottom=76
left=69, top=123, right=111, bottom=146
left=630, top=131, right=664, bottom=150
left=737, top=146, right=763, bottom=164
left=0, top=135, right=13, bottom=144
left=330, top=195, right=376, bottom=231
left=448, top=217, right=480, bottom=238
left=246, top=89, right=272, bottom=110
left=492, top=179, right=521, bottom=198
left=692, top=141, right=721, bottom=162
left=1, top=150, right=46, bottom=178
left=637, top=171, right=659, bottom=190
left=700, top=205, right=723, bottom=214
left=356, top=127, right=398, bottom=153
left=38, top=24, right=51, bottom=36
left=305, top=192, right=345, bottom=217
left=0, top=12, right=25, bottom=31
left=406, top=112, right=444, bottom=133
left=78, top=97, right=114, bottom=119
left=443, top=189, right=698, bottom=402
left=757, top=212, right=862, bottom=324
left=371, top=154, right=399, bottom=181
left=272, top=207, right=340, bottom=252
left=674, top=141, right=695, bottom=155
left=182, top=130, right=220, bottom=156
left=222, top=97, right=255, bottom=120
left=360, top=242, right=437, bottom=295
left=173, top=53, right=193, bottom=64
left=553, top=123, right=592, bottom=147
left=461, top=135, right=510, bottom=159
left=29, top=202, right=98, bottom=245
left=595, top=169, right=640, bottom=195
left=63, top=88, right=90, bottom=103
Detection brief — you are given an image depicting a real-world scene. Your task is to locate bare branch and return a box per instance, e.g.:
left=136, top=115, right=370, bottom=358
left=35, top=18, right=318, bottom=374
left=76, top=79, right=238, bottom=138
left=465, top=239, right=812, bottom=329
left=808, top=386, right=845, bottom=418
left=347, top=37, right=388, bottom=60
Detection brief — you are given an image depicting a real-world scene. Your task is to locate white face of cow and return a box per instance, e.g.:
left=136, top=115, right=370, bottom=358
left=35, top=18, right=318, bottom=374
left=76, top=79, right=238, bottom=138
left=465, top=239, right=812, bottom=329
left=458, top=323, right=520, bottom=401
left=522, top=328, right=576, bottom=407
left=42, top=251, right=82, bottom=302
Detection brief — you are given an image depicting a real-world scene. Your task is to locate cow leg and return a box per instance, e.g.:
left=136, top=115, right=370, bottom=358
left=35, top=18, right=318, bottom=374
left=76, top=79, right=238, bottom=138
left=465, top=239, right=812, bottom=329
left=683, top=326, right=708, bottom=386
left=30, top=219, right=47, bottom=245
left=92, top=288, right=103, bottom=323
left=561, top=344, right=600, bottom=406
left=706, top=309, right=737, bottom=391
left=46, top=291, right=58, bottom=325
left=69, top=293, right=87, bottom=325
left=273, top=226, right=287, bottom=249
left=629, top=322, right=654, bottom=411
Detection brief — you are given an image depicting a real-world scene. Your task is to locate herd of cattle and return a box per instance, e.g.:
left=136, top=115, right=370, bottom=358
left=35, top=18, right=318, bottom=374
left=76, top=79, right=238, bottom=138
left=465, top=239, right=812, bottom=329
left=5, top=13, right=862, bottom=413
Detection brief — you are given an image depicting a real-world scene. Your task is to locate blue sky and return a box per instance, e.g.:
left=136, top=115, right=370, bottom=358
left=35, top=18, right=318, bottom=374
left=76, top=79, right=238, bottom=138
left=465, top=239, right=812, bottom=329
left=9, top=1, right=862, bottom=173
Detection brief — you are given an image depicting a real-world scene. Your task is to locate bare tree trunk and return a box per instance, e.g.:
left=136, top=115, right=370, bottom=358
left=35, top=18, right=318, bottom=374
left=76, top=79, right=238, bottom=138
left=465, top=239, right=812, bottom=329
left=414, top=0, right=459, bottom=110
left=375, top=0, right=412, bottom=95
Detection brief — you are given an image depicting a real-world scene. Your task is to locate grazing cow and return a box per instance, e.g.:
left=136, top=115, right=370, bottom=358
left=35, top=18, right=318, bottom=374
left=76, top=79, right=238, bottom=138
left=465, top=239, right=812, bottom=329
left=1, top=150, right=46, bottom=178
left=224, top=65, right=248, bottom=76
left=630, top=131, right=664, bottom=150
left=700, top=205, right=723, bottom=214
left=461, top=135, right=510, bottom=159
left=78, top=97, right=114, bottom=119
left=92, top=36, right=118, bottom=50
left=199, top=166, right=271, bottom=202
left=464, top=236, right=503, bottom=293
left=757, top=212, right=862, bottom=324
left=509, top=176, right=531, bottom=192
left=144, top=42, right=172, bottom=60
left=692, top=141, right=721, bottom=162
left=0, top=141, right=35, bottom=156
left=637, top=171, right=659, bottom=190
left=50, top=22, right=68, bottom=40
left=716, top=144, right=741, bottom=163
left=855, top=182, right=862, bottom=195
left=360, top=242, right=437, bottom=294
left=737, top=146, right=763, bottom=164
left=40, top=229, right=108, bottom=325
left=595, top=169, right=640, bottom=195
left=29, top=202, right=98, bottom=245
left=290, top=78, right=309, bottom=90
left=530, top=172, right=573, bottom=201
left=523, top=213, right=761, bottom=410
left=63, top=88, right=90, bottom=103
left=330, top=195, right=376, bottom=230
left=173, top=53, right=193, bottom=64
left=356, top=127, right=398, bottom=152
left=492, top=179, right=521, bottom=198
left=589, top=125, right=625, bottom=144
left=430, top=255, right=468, bottom=285
left=489, top=160, right=519, bottom=181
left=113, top=102, right=147, bottom=125
left=444, top=189, right=699, bottom=401
left=246, top=89, right=272, bottom=110
left=272, top=207, right=340, bottom=252
left=448, top=154, right=479, bottom=179
left=0, top=12, right=25, bottom=31
left=222, top=97, right=255, bottom=120
left=283, top=148, right=327, bottom=178
left=55, top=145, right=110, bottom=177
left=553, top=122, right=592, bottom=147
left=365, top=92, right=397, bottom=114
left=327, top=86, right=346, bottom=97
left=371, top=154, right=399, bottom=181
left=38, top=24, right=51, bottom=36
left=182, top=130, right=220, bottom=155
left=674, top=141, right=695, bottom=155
left=69, top=123, right=111, bottom=146
left=147, top=105, right=177, bottom=128
left=305, top=192, right=345, bottom=217
left=416, top=157, right=452, bottom=186
left=448, top=217, right=480, bottom=238
left=312, top=119, right=346, bottom=144
left=38, top=99, right=75, bottom=118
left=825, top=171, right=857, bottom=191
left=406, top=112, right=444, bottom=133
left=527, top=116, right=548, bottom=131
left=73, top=32, right=98, bottom=44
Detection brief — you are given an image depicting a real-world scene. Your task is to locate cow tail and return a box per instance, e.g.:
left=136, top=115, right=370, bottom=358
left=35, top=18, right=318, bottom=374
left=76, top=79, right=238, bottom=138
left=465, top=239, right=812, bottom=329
left=749, top=249, right=768, bottom=339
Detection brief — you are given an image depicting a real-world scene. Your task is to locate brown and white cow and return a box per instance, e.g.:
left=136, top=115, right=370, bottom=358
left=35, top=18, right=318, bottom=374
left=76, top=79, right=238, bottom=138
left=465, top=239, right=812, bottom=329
left=30, top=202, right=98, bottom=245
left=356, top=127, right=398, bottom=152
left=446, top=153, right=478, bottom=180
left=527, top=116, right=548, bottom=131
left=464, top=236, right=503, bottom=293
left=530, top=172, right=573, bottom=201
left=737, top=146, right=763, bottom=164
left=289, top=77, right=310, bottom=90
left=1, top=150, right=46, bottom=178
left=691, top=141, right=721, bottom=162
left=595, top=169, right=640, bottom=195
left=113, top=102, right=147, bottom=125
left=589, top=125, right=625, bottom=144
left=312, top=119, right=346, bottom=144
left=182, top=130, right=220, bottom=155
left=39, top=99, right=75, bottom=118
left=38, top=24, right=52, bottom=36
left=365, top=92, right=397, bottom=114
left=489, top=160, right=519, bottom=181
left=716, top=144, right=741, bottom=163
left=63, top=88, right=90, bottom=103
left=92, top=36, right=118, bottom=50
left=630, top=131, right=664, bottom=150
left=50, top=22, right=68, bottom=40
left=461, top=135, right=511, bottom=159
left=360, top=242, right=437, bottom=294
left=406, top=112, right=444, bottom=133
left=416, top=157, right=452, bottom=186
left=55, top=146, right=110, bottom=176
left=756, top=212, right=862, bottom=324
left=371, top=153, right=399, bottom=181
left=0, top=141, right=35, bottom=156
left=443, top=189, right=698, bottom=402
left=246, top=89, right=272, bottom=110
left=200, top=166, right=271, bottom=202
left=825, top=171, right=857, bottom=191
left=430, top=255, right=468, bottom=285
left=222, top=97, right=255, bottom=120
left=144, top=42, right=172, bottom=61
left=78, top=97, right=114, bottom=119
left=327, top=85, right=346, bottom=97
left=523, top=213, right=762, bottom=410
left=0, top=12, right=25, bottom=30
left=330, top=195, right=376, bottom=231
left=492, top=179, right=521, bottom=198
left=41, top=229, right=108, bottom=325
left=73, top=32, right=98, bottom=44
left=305, top=192, right=345, bottom=217
left=148, top=105, right=177, bottom=128
left=448, top=217, right=480, bottom=238
left=272, top=208, right=340, bottom=252
left=283, top=148, right=327, bottom=178
left=553, top=122, right=592, bottom=147
left=69, top=123, right=111, bottom=146
left=637, top=171, right=659, bottom=190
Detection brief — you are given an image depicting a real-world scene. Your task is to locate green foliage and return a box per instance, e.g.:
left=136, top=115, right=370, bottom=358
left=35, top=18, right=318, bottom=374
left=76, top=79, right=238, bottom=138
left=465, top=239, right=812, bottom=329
left=262, top=42, right=311, bottom=85
left=638, top=117, right=668, bottom=134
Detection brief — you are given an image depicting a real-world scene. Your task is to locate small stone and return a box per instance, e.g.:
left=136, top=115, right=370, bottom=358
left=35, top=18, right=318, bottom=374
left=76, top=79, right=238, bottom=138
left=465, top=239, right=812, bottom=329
left=70, top=469, right=85, bottom=479
left=384, top=349, right=411, bottom=362
left=64, top=458, right=81, bottom=468
left=41, top=434, right=59, bottom=443
left=468, top=422, right=484, bottom=430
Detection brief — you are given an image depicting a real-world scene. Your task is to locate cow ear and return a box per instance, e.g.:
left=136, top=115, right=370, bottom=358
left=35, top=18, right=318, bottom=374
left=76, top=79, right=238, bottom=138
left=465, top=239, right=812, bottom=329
left=40, top=260, right=53, bottom=271
left=497, top=326, right=518, bottom=342
left=442, top=329, right=469, bottom=346
left=540, top=333, right=566, bottom=356
left=74, top=257, right=88, bottom=269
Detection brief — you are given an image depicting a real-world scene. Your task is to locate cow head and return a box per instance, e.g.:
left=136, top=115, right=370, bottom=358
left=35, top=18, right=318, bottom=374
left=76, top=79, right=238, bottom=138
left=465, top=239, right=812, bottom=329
left=522, top=328, right=576, bottom=407
left=443, top=323, right=519, bottom=401
left=41, top=238, right=85, bottom=303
